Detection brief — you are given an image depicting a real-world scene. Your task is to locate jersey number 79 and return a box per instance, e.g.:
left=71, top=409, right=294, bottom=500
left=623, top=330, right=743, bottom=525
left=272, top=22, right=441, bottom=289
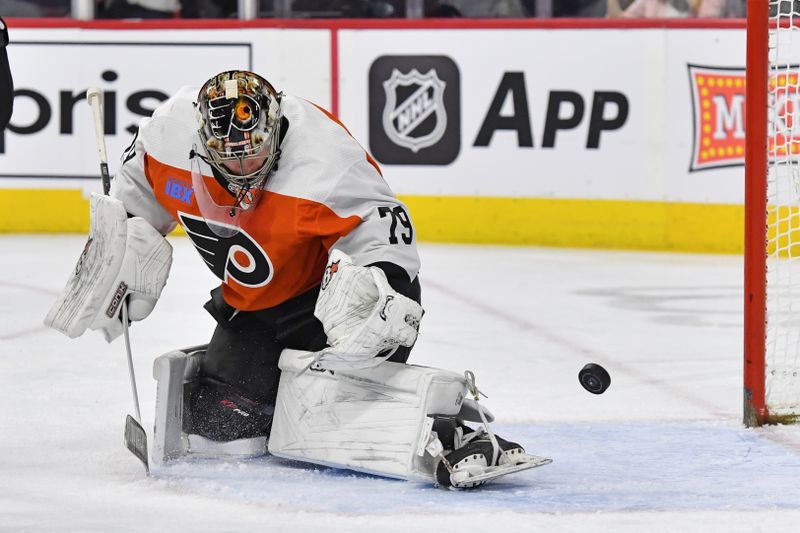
left=378, top=206, right=413, bottom=245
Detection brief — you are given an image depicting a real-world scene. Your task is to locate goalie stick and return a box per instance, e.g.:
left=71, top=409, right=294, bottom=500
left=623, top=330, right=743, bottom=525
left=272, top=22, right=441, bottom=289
left=87, top=87, right=150, bottom=475
left=87, top=87, right=111, bottom=195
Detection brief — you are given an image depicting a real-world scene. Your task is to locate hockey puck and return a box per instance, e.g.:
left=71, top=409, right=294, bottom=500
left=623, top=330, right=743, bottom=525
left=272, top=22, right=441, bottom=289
left=579, top=363, right=611, bottom=394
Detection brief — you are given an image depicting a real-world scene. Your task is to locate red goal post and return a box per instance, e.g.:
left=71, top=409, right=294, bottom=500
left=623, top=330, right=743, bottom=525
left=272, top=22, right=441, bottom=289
left=744, top=0, right=800, bottom=426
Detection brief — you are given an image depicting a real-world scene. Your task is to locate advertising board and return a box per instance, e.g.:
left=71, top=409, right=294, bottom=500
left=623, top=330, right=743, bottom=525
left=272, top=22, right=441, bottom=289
left=0, top=20, right=753, bottom=251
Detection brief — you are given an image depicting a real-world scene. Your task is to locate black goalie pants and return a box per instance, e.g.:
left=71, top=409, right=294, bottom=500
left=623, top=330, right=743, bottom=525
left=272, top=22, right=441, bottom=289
left=184, top=270, right=421, bottom=442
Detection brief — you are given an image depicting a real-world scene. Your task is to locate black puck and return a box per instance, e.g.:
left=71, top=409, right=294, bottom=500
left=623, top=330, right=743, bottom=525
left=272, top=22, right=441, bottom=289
left=579, top=363, right=611, bottom=394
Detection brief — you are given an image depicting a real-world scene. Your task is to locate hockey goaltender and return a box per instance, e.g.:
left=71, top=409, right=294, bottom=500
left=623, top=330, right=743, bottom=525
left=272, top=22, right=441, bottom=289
left=45, top=69, right=551, bottom=489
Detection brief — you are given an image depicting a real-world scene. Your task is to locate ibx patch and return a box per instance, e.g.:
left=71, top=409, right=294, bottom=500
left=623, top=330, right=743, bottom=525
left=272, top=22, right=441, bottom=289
left=165, top=176, right=194, bottom=204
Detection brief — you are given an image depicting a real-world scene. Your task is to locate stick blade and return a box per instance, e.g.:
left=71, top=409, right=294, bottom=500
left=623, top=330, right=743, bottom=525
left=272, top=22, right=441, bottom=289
left=124, top=414, right=150, bottom=475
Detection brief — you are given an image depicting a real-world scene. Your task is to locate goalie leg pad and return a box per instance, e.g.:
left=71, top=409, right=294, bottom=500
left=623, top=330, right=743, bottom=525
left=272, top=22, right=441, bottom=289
left=152, top=350, right=190, bottom=464
left=267, top=349, right=468, bottom=482
left=151, top=347, right=268, bottom=465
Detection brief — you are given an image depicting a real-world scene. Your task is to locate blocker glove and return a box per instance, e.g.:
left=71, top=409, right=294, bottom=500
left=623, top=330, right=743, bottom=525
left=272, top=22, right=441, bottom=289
left=44, top=194, right=173, bottom=342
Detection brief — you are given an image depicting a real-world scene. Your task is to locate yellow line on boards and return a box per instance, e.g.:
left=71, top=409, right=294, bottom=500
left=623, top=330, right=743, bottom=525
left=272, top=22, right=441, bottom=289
left=0, top=189, right=744, bottom=254
left=399, top=195, right=744, bottom=254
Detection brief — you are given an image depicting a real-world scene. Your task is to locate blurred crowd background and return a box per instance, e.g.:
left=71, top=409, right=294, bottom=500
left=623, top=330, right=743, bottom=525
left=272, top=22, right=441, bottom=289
left=0, top=0, right=757, bottom=20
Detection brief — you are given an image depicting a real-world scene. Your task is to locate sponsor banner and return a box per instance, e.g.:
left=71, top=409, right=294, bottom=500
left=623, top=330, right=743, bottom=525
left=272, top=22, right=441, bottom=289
left=687, top=65, right=746, bottom=172
left=1, top=28, right=330, bottom=192
left=2, top=26, right=752, bottom=205
left=339, top=28, right=748, bottom=204
left=768, top=67, right=800, bottom=160
left=0, top=24, right=769, bottom=252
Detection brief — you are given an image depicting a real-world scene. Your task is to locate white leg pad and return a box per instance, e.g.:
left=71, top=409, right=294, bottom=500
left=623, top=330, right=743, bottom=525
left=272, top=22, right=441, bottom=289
left=152, top=350, right=189, bottom=464
left=151, top=347, right=267, bottom=465
left=268, top=349, right=468, bottom=482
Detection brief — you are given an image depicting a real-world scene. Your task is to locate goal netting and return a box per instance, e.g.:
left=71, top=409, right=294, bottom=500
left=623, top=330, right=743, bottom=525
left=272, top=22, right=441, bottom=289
left=745, top=0, right=800, bottom=425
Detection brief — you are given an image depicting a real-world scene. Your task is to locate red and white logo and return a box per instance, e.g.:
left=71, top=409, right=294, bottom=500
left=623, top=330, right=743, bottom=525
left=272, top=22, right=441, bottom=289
left=320, top=260, right=340, bottom=291
left=768, top=69, right=800, bottom=160
left=688, top=65, right=746, bottom=172
left=689, top=64, right=800, bottom=172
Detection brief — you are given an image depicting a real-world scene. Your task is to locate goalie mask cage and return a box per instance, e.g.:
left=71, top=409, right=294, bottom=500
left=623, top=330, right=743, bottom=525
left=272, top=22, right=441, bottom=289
left=745, top=0, right=800, bottom=426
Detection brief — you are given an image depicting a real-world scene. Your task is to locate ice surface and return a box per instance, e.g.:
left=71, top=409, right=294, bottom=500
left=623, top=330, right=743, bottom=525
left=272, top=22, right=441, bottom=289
left=1, top=235, right=799, bottom=532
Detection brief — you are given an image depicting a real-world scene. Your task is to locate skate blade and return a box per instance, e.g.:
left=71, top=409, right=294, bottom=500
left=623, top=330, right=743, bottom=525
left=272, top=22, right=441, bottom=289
left=451, top=453, right=551, bottom=488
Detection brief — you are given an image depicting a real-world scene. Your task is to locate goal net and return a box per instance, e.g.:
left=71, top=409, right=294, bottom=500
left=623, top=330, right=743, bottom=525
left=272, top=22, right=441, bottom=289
left=745, top=0, right=800, bottom=425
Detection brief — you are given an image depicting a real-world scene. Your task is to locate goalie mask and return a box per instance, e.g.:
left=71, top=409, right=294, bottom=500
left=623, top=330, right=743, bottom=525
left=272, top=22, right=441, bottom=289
left=195, top=70, right=283, bottom=200
left=191, top=70, right=282, bottom=237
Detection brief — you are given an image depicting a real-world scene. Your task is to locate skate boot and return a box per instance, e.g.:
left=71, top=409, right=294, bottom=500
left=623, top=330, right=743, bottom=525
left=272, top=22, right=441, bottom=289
left=432, top=418, right=526, bottom=488
left=429, top=371, right=553, bottom=488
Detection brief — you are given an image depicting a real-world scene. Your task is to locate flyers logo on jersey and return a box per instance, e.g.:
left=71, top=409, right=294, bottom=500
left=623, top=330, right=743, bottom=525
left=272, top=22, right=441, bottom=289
left=178, top=212, right=274, bottom=288
left=688, top=65, right=746, bottom=171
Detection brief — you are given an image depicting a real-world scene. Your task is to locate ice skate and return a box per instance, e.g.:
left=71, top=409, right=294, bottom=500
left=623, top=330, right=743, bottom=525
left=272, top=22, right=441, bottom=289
left=432, top=418, right=552, bottom=489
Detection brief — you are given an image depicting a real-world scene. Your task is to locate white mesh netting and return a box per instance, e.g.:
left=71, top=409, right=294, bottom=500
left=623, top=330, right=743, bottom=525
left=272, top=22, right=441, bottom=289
left=765, top=0, right=800, bottom=418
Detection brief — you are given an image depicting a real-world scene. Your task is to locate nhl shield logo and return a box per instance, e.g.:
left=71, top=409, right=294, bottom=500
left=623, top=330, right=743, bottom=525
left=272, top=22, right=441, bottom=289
left=369, top=55, right=460, bottom=165
left=382, top=69, right=448, bottom=153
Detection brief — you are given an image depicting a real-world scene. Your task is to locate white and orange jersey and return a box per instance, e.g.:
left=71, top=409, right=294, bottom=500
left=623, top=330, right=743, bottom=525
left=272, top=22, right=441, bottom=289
left=112, top=86, right=420, bottom=312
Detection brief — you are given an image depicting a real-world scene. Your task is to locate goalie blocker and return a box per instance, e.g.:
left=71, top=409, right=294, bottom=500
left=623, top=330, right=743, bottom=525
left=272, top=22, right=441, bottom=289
left=44, top=193, right=172, bottom=342
left=151, top=347, right=551, bottom=488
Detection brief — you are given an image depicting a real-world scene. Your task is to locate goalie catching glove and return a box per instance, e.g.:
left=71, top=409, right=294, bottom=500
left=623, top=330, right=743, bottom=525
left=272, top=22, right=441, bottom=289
left=44, top=193, right=173, bottom=342
left=312, top=250, right=423, bottom=370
